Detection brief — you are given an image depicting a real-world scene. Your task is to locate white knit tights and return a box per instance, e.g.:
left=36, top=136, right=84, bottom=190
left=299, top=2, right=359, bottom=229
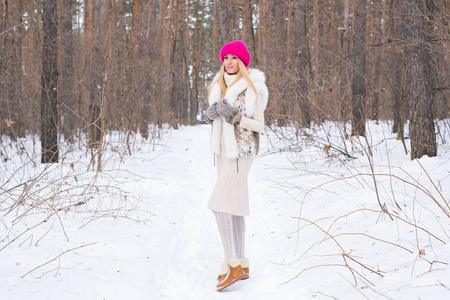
left=213, top=211, right=246, bottom=261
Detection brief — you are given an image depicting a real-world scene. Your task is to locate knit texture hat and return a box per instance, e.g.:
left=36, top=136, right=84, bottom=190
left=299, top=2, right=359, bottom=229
left=220, top=40, right=251, bottom=68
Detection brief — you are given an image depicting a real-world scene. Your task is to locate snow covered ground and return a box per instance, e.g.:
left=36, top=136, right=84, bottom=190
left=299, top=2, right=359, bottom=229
left=1, top=121, right=450, bottom=299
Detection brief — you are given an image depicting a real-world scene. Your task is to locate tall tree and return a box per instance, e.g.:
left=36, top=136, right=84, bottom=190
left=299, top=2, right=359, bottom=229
left=132, top=0, right=144, bottom=133
left=41, top=0, right=59, bottom=163
left=401, top=0, right=437, bottom=158
left=390, top=0, right=405, bottom=138
left=0, top=0, right=10, bottom=136
left=293, top=0, right=311, bottom=127
left=241, top=0, right=255, bottom=64
left=212, top=0, right=221, bottom=70
left=169, top=0, right=190, bottom=126
left=190, top=0, right=205, bottom=124
left=83, top=0, right=97, bottom=145
left=351, top=0, right=367, bottom=136
left=311, top=0, right=320, bottom=86
left=367, top=0, right=381, bottom=122
left=89, top=0, right=109, bottom=146
left=0, top=0, right=25, bottom=137
left=338, top=0, right=352, bottom=122
left=59, top=0, right=75, bottom=140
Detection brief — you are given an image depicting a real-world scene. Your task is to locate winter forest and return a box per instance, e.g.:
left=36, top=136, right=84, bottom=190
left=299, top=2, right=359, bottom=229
left=1, top=0, right=450, bottom=299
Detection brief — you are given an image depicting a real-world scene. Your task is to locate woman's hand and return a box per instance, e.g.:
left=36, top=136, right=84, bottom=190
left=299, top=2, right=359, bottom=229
left=216, top=99, right=233, bottom=118
left=207, top=102, right=220, bottom=120
left=217, top=99, right=242, bottom=124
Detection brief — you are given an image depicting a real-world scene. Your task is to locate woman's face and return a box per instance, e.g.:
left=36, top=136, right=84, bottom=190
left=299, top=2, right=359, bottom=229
left=223, top=54, right=239, bottom=74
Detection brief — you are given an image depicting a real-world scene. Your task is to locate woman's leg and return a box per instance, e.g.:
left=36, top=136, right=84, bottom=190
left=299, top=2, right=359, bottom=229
left=231, top=214, right=245, bottom=259
left=213, top=211, right=247, bottom=291
left=213, top=211, right=234, bottom=261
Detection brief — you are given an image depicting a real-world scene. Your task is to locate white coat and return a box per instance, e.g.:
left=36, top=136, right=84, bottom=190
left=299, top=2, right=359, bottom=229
left=207, top=69, right=269, bottom=216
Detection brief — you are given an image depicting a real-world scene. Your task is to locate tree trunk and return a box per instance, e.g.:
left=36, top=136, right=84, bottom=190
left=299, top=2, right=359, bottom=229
left=351, top=0, right=367, bottom=136
left=148, top=0, right=159, bottom=27
left=272, top=0, right=288, bottom=125
left=0, top=0, right=10, bottom=136
left=310, top=0, right=322, bottom=123
left=212, top=0, right=221, bottom=70
left=401, top=0, right=437, bottom=159
left=60, top=0, right=75, bottom=141
left=132, top=0, right=141, bottom=62
left=339, top=0, right=352, bottom=122
left=241, top=0, right=256, bottom=64
left=191, top=0, right=205, bottom=124
left=218, top=0, right=227, bottom=44
left=371, top=0, right=381, bottom=122
left=158, top=0, right=173, bottom=127
left=89, top=0, right=108, bottom=146
left=312, top=0, right=320, bottom=86
left=294, top=0, right=311, bottom=127
left=1, top=0, right=25, bottom=138
left=390, top=0, right=404, bottom=135
left=365, top=0, right=375, bottom=121
left=41, top=0, right=59, bottom=163
left=273, top=0, right=286, bottom=52
left=230, top=0, right=238, bottom=41
left=0, top=5, right=3, bottom=103
left=83, top=0, right=97, bottom=146
left=132, top=0, right=144, bottom=134
left=257, top=0, right=267, bottom=70
left=89, top=0, right=101, bottom=146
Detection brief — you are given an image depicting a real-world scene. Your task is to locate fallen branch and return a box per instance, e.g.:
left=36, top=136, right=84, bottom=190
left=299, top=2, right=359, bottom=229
left=21, top=242, right=97, bottom=278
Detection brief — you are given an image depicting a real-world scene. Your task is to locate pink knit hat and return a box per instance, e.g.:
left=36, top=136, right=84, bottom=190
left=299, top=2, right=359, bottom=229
left=220, top=40, right=251, bottom=68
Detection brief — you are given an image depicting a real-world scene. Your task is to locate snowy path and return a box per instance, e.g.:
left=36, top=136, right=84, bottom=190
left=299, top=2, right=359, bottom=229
left=0, top=125, right=301, bottom=299
left=2, top=124, right=450, bottom=299
left=130, top=125, right=301, bottom=299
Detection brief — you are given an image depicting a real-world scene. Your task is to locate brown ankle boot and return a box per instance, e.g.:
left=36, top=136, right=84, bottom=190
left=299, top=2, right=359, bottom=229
left=242, top=267, right=249, bottom=280
left=218, top=258, right=250, bottom=281
left=240, top=258, right=250, bottom=280
left=217, top=258, right=245, bottom=292
left=217, top=262, right=228, bottom=282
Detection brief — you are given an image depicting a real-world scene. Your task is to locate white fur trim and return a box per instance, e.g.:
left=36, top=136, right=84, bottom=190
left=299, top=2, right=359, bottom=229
left=210, top=118, right=222, bottom=154
left=256, top=82, right=269, bottom=110
left=209, top=84, right=222, bottom=106
left=228, top=257, right=241, bottom=268
left=224, top=77, right=249, bottom=106
left=248, top=68, right=269, bottom=111
left=222, top=121, right=238, bottom=159
left=219, top=262, right=229, bottom=275
left=239, top=258, right=249, bottom=268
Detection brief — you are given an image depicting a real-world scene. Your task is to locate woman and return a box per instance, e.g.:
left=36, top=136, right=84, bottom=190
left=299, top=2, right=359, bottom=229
left=206, top=40, right=269, bottom=291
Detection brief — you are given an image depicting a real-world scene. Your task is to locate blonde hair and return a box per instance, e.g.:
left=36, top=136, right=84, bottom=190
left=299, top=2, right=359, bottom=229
left=210, top=59, right=258, bottom=100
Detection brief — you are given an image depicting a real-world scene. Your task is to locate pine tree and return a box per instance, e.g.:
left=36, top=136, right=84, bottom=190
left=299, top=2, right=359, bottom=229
left=41, top=0, right=59, bottom=163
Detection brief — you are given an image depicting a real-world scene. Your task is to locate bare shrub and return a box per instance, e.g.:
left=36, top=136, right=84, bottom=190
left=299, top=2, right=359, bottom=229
left=0, top=129, right=163, bottom=254
left=265, top=120, right=450, bottom=286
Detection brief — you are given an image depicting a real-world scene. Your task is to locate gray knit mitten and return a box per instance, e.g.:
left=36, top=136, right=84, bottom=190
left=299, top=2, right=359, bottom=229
left=206, top=102, right=220, bottom=121
left=217, top=99, right=242, bottom=124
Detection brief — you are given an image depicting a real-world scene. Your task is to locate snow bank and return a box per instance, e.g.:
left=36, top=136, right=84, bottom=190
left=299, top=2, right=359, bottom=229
left=1, top=121, right=449, bottom=299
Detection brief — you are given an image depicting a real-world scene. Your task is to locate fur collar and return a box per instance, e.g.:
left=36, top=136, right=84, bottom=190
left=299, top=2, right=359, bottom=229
left=209, top=68, right=267, bottom=107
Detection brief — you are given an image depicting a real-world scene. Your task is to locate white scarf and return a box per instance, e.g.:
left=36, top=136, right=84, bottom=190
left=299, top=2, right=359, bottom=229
left=224, top=72, right=238, bottom=88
